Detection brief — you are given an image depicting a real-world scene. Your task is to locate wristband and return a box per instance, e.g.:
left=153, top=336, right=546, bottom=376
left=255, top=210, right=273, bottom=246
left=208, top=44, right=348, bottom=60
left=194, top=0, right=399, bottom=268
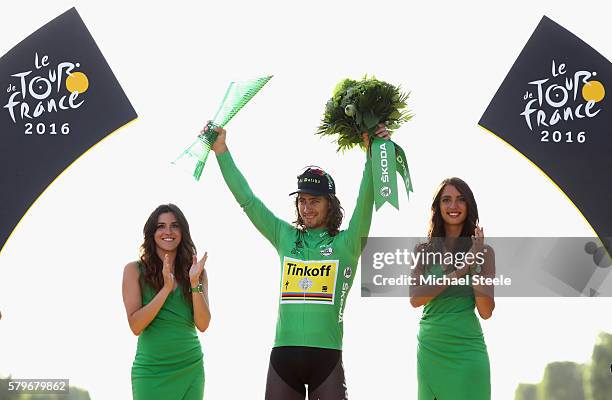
left=190, top=283, right=204, bottom=293
left=470, top=261, right=483, bottom=274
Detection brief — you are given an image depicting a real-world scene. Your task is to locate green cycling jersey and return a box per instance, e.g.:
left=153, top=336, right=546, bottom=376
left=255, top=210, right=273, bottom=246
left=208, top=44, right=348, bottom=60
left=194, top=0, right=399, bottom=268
left=217, top=150, right=373, bottom=350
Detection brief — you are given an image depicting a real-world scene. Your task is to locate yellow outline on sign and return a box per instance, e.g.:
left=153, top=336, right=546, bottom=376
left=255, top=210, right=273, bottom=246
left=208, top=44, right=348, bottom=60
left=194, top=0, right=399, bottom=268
left=478, top=124, right=598, bottom=238
left=0, top=117, right=138, bottom=255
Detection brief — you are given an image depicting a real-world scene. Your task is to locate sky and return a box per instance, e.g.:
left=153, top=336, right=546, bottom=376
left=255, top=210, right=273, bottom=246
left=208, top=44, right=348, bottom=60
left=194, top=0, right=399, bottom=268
left=1, top=1, right=611, bottom=399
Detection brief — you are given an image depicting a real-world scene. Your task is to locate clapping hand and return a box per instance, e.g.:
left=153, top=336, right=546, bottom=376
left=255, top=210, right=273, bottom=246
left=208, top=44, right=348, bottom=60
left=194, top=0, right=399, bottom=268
left=162, top=253, right=175, bottom=292
left=189, top=252, right=208, bottom=286
left=471, top=226, right=485, bottom=255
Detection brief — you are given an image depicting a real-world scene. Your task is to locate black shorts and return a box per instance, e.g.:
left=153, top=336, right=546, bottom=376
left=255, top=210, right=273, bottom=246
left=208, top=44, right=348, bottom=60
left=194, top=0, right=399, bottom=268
left=265, top=346, right=348, bottom=400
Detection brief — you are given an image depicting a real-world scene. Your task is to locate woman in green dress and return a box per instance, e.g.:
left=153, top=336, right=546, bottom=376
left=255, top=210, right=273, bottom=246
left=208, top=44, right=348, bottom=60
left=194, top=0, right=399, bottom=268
left=410, top=178, right=495, bottom=400
left=122, top=204, right=211, bottom=400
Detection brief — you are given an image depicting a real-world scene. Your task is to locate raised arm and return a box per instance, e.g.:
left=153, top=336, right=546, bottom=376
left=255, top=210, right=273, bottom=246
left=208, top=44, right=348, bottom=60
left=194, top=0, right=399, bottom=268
left=344, top=154, right=374, bottom=255
left=211, top=125, right=291, bottom=248
left=344, top=124, right=390, bottom=255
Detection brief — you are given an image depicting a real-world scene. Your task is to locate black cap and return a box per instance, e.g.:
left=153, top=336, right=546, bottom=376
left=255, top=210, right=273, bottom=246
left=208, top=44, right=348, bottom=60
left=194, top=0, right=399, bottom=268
left=289, top=166, right=336, bottom=196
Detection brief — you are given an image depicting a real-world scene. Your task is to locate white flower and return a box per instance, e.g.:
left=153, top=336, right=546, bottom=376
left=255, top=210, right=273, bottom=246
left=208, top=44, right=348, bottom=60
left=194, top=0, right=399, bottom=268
left=344, top=104, right=357, bottom=117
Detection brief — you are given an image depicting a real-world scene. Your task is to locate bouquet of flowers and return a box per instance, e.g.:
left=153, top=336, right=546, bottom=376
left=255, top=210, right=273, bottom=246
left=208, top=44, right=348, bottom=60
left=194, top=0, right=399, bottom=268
left=316, top=76, right=414, bottom=210
left=316, top=76, right=412, bottom=151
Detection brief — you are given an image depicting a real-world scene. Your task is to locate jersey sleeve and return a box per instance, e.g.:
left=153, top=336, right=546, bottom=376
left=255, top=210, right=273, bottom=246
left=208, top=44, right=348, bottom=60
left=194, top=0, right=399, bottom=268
left=344, top=154, right=374, bottom=256
left=216, top=150, right=292, bottom=249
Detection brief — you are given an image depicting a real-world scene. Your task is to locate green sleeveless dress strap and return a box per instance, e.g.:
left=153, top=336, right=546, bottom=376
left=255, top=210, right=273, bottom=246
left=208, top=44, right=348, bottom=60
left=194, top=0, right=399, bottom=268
left=417, top=264, right=490, bottom=400
left=131, top=262, right=204, bottom=400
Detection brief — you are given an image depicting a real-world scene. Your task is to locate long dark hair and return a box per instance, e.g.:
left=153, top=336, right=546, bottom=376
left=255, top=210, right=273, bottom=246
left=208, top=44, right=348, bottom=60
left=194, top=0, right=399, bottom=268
left=427, top=177, right=479, bottom=253
left=139, top=204, right=196, bottom=303
left=293, top=194, right=344, bottom=236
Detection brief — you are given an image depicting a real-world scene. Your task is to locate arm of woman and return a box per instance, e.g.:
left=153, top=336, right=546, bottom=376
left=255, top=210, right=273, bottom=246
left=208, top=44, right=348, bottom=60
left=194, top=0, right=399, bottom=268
left=409, top=260, right=437, bottom=308
left=409, top=245, right=470, bottom=308
left=122, top=261, right=173, bottom=335
left=409, top=262, right=468, bottom=308
left=190, top=253, right=211, bottom=332
left=473, top=246, right=495, bottom=319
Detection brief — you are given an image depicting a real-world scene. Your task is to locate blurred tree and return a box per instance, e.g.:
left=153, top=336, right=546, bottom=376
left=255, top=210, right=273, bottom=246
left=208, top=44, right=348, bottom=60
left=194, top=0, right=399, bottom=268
left=538, top=361, right=585, bottom=400
left=0, top=375, right=19, bottom=400
left=514, top=383, right=539, bottom=400
left=585, top=332, right=612, bottom=400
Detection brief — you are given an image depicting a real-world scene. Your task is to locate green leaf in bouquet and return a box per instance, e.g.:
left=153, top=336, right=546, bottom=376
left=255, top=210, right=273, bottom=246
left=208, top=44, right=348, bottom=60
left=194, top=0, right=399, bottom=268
left=363, top=110, right=379, bottom=130
left=355, top=112, right=363, bottom=128
left=333, top=78, right=356, bottom=98
left=340, top=96, right=352, bottom=109
left=316, top=76, right=412, bottom=152
left=387, top=122, right=401, bottom=130
left=388, top=110, right=401, bottom=120
left=338, top=135, right=350, bottom=147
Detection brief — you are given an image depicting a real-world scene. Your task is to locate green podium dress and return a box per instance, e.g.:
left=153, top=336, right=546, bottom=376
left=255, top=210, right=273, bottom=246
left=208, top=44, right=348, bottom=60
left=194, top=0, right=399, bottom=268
left=417, top=265, right=490, bottom=400
left=131, top=263, right=204, bottom=400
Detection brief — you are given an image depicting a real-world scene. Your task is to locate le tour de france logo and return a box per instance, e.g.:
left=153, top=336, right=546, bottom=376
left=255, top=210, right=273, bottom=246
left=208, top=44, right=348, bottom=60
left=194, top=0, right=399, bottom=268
left=3, top=52, right=89, bottom=135
left=520, top=60, right=605, bottom=144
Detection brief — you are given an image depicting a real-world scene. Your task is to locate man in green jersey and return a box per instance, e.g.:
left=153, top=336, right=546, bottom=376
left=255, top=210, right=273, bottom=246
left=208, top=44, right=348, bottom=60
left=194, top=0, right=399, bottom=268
left=207, top=123, right=389, bottom=399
